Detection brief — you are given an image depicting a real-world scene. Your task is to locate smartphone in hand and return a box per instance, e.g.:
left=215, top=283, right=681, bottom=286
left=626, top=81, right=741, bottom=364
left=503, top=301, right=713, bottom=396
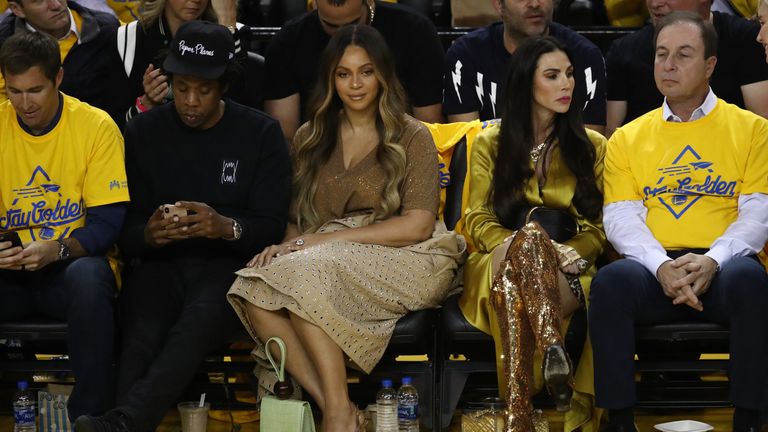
left=0, top=231, right=22, bottom=251
left=162, top=204, right=188, bottom=219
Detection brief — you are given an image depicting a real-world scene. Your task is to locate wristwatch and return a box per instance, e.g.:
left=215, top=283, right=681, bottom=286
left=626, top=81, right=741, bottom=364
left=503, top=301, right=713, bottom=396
left=56, top=239, right=70, bottom=261
left=229, top=219, right=243, bottom=241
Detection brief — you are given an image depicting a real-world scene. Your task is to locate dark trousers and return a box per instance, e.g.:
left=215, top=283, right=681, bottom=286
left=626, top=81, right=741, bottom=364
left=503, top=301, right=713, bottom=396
left=0, top=257, right=116, bottom=420
left=116, top=256, right=242, bottom=432
left=589, top=257, right=768, bottom=410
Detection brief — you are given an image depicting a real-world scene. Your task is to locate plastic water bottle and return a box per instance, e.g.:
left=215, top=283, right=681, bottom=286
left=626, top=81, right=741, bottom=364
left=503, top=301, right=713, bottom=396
left=397, top=377, right=419, bottom=431
left=13, top=380, right=35, bottom=432
left=376, top=379, right=398, bottom=432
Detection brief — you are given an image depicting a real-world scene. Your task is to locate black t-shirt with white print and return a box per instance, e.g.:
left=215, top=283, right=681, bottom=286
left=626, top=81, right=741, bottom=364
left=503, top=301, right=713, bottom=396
left=442, top=21, right=607, bottom=125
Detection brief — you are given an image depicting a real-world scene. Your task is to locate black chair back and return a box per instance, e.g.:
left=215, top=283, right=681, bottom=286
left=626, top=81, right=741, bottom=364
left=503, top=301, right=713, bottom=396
left=443, top=136, right=467, bottom=231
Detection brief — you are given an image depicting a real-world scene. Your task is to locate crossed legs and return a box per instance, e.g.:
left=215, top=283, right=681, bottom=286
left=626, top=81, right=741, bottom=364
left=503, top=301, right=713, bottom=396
left=488, top=223, right=581, bottom=431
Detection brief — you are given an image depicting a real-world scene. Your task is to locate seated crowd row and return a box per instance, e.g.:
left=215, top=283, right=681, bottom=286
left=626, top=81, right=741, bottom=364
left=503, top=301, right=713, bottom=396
left=0, top=2, right=767, bottom=432
left=4, top=0, right=768, bottom=135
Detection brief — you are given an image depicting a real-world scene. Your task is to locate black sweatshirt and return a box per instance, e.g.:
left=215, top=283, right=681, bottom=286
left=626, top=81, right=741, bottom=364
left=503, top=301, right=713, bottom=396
left=119, top=100, right=291, bottom=261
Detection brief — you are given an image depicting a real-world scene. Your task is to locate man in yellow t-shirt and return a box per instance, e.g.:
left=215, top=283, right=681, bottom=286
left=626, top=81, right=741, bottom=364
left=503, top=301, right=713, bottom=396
left=590, top=12, right=768, bottom=432
left=0, top=32, right=129, bottom=421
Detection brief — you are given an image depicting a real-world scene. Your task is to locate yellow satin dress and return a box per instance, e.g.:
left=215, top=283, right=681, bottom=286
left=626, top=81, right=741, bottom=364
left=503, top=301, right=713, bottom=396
left=459, top=125, right=607, bottom=432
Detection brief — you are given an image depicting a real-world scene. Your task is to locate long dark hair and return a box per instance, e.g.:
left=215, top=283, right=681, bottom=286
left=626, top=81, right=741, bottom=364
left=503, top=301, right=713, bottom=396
left=294, top=25, right=408, bottom=233
left=492, top=36, right=602, bottom=225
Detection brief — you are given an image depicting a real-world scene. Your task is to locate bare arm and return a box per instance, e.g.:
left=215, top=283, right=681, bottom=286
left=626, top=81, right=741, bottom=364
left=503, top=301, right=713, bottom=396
left=210, top=0, right=237, bottom=27
left=605, top=100, right=627, bottom=138
left=249, top=210, right=435, bottom=267
left=283, top=223, right=300, bottom=242
left=316, top=209, right=435, bottom=247
left=265, top=94, right=301, bottom=142
left=741, top=81, right=768, bottom=118
left=412, top=103, right=444, bottom=124
left=447, top=111, right=480, bottom=123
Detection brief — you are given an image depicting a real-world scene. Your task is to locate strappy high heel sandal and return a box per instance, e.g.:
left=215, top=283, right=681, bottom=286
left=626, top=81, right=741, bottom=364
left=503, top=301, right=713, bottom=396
left=543, top=343, right=574, bottom=412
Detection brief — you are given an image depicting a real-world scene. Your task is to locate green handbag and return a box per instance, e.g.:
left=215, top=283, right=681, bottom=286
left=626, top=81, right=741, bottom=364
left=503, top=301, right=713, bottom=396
left=260, top=337, right=316, bottom=432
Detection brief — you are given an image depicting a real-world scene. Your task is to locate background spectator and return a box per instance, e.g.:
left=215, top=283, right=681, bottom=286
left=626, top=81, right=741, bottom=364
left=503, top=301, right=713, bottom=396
left=263, top=0, right=445, bottom=142
left=0, top=0, right=119, bottom=111
left=442, top=0, right=607, bottom=134
left=605, top=0, right=768, bottom=136
left=108, top=0, right=248, bottom=127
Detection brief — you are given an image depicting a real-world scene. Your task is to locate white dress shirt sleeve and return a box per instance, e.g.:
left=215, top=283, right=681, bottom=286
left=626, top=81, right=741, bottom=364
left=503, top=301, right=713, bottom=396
left=603, top=200, right=671, bottom=276
left=706, top=193, right=768, bottom=268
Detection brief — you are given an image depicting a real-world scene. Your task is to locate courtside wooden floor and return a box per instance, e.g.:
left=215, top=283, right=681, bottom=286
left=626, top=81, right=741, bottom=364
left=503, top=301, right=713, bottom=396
left=0, top=407, right=736, bottom=431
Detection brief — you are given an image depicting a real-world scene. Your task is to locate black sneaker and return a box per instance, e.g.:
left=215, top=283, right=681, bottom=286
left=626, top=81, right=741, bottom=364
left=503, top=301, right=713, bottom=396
left=74, top=410, right=134, bottom=432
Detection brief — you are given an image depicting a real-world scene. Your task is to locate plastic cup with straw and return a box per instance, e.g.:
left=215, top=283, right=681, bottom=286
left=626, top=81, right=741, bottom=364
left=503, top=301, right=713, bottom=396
left=178, top=393, right=210, bottom=432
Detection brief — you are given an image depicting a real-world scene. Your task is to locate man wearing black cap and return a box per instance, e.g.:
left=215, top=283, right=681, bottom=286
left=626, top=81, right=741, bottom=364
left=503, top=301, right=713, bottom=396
left=74, top=20, right=292, bottom=432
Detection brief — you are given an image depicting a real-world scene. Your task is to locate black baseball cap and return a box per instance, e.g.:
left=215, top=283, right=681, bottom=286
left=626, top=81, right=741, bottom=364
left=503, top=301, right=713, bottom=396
left=163, top=20, right=235, bottom=80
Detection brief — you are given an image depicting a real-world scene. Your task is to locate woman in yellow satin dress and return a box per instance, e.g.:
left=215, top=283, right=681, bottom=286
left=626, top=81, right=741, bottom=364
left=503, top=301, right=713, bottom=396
left=459, top=36, right=607, bottom=432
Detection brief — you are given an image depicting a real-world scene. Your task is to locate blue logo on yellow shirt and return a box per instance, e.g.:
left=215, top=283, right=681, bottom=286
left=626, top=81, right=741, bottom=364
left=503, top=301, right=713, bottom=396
left=643, top=145, right=737, bottom=220
left=0, top=166, right=85, bottom=240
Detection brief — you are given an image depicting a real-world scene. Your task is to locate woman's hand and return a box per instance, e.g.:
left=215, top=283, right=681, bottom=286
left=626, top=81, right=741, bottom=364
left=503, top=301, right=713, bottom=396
left=141, top=64, right=169, bottom=109
left=246, top=233, right=336, bottom=268
left=560, top=262, right=581, bottom=275
left=247, top=243, right=298, bottom=267
left=284, top=232, right=335, bottom=250
left=551, top=241, right=587, bottom=275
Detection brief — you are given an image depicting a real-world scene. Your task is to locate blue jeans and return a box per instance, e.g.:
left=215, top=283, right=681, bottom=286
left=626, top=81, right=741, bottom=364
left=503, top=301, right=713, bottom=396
left=589, top=257, right=768, bottom=410
left=0, top=257, right=116, bottom=420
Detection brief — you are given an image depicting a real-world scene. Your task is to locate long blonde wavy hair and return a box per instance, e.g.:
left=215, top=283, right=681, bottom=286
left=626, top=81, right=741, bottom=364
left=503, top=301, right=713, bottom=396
left=294, top=25, right=408, bottom=233
left=139, top=0, right=217, bottom=28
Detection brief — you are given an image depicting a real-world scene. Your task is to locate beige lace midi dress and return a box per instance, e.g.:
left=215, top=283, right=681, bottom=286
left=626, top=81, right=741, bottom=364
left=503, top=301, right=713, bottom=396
left=227, top=116, right=466, bottom=373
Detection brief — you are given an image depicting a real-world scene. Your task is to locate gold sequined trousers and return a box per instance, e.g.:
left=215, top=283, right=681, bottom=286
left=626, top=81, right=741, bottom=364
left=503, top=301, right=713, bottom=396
left=490, top=222, right=564, bottom=432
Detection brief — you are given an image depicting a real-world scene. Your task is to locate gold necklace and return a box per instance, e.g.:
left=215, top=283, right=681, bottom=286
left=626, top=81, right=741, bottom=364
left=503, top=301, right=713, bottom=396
left=530, top=142, right=547, bottom=164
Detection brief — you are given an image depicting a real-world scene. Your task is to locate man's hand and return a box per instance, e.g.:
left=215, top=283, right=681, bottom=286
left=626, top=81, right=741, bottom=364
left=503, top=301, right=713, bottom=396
left=19, top=241, right=60, bottom=271
left=669, top=253, right=718, bottom=307
left=144, top=207, right=180, bottom=247
left=167, top=201, right=233, bottom=240
left=0, top=241, right=25, bottom=270
left=657, top=260, right=703, bottom=311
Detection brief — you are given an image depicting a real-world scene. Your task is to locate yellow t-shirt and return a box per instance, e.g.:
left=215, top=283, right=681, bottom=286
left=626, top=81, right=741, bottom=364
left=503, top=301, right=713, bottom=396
left=106, top=0, right=141, bottom=23
left=0, top=94, right=130, bottom=242
left=0, top=10, right=81, bottom=103
left=604, top=99, right=768, bottom=250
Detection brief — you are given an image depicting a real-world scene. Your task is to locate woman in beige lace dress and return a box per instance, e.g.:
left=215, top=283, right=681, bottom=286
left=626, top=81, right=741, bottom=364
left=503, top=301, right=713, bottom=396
left=227, top=25, right=465, bottom=432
